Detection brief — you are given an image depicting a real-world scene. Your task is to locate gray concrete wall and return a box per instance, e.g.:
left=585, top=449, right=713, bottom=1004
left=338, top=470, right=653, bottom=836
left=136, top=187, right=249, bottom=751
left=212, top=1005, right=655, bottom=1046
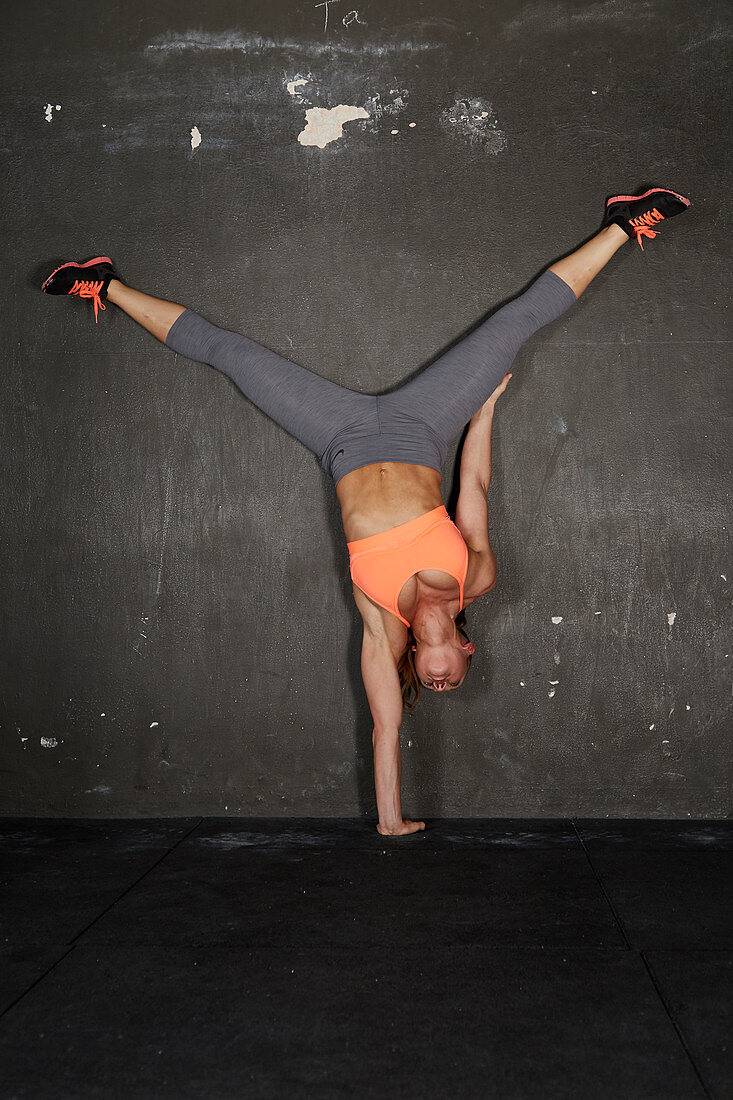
left=1, top=0, right=730, bottom=818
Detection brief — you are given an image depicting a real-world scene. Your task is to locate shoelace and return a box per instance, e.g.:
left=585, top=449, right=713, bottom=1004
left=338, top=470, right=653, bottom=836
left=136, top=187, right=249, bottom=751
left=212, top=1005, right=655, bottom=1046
left=629, top=207, right=665, bottom=251
left=68, top=278, right=106, bottom=322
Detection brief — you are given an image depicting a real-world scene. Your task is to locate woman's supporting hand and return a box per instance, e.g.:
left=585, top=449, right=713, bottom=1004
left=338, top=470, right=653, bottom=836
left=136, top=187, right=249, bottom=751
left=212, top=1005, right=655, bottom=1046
left=377, top=819, right=426, bottom=836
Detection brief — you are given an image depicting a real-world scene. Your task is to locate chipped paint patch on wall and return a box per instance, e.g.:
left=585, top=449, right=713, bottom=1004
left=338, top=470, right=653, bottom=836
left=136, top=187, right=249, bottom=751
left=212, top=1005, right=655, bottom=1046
left=286, top=76, right=309, bottom=97
left=297, top=104, right=368, bottom=148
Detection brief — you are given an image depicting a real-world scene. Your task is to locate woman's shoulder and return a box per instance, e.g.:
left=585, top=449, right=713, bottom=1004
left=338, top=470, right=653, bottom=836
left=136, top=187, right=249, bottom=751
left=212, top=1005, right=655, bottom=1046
left=462, top=546, right=497, bottom=605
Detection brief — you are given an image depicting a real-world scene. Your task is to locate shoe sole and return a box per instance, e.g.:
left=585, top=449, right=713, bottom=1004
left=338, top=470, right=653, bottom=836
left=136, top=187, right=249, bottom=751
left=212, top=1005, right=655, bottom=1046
left=605, top=187, right=690, bottom=208
left=42, top=255, right=114, bottom=292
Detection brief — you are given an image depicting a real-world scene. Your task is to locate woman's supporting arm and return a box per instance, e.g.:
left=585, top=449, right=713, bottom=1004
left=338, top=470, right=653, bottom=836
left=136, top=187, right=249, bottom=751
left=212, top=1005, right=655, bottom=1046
left=360, top=627, right=405, bottom=830
left=359, top=622, right=425, bottom=835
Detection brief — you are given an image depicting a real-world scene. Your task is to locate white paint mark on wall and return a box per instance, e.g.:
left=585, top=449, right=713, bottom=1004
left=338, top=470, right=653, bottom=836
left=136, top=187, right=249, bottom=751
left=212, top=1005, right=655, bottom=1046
left=549, top=680, right=559, bottom=685
left=297, top=104, right=368, bottom=147
left=667, top=611, right=677, bottom=628
left=551, top=616, right=563, bottom=625
left=190, top=125, right=202, bottom=150
left=44, top=103, right=60, bottom=123
left=286, top=77, right=309, bottom=96
left=519, top=680, right=526, bottom=687
left=391, top=129, right=399, bottom=135
left=409, top=121, right=417, bottom=128
left=649, top=724, right=656, bottom=731
left=548, top=689, right=556, bottom=699
left=40, top=737, right=59, bottom=748
left=722, top=574, right=728, bottom=581
left=440, top=97, right=507, bottom=153
left=150, top=721, right=159, bottom=728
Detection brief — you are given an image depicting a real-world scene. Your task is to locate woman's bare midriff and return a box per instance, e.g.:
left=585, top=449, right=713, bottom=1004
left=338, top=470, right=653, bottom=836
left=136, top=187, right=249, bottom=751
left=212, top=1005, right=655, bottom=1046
left=336, top=462, right=445, bottom=543
left=337, top=462, right=487, bottom=633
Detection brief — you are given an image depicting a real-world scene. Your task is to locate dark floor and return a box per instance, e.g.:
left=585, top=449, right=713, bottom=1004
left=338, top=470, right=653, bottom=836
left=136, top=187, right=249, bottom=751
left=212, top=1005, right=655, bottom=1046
left=0, top=819, right=731, bottom=1099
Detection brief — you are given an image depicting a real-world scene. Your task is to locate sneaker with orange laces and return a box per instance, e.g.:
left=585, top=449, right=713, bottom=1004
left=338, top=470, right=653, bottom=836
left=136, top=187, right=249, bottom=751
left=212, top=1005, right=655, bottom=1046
left=601, top=187, right=691, bottom=250
left=42, top=256, right=118, bottom=322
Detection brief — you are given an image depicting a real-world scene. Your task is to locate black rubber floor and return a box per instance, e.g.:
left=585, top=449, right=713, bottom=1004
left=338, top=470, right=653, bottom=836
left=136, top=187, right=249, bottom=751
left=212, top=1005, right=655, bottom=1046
left=0, top=819, right=730, bottom=1099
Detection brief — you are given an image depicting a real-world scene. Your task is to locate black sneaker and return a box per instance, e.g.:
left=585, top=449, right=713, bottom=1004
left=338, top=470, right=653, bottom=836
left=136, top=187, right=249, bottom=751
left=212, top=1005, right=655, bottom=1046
left=601, top=187, right=691, bottom=250
left=42, top=256, right=117, bottom=322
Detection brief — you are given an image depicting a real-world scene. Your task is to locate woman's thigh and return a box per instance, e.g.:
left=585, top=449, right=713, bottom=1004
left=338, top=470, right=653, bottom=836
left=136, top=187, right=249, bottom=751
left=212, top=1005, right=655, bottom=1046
left=385, top=270, right=576, bottom=450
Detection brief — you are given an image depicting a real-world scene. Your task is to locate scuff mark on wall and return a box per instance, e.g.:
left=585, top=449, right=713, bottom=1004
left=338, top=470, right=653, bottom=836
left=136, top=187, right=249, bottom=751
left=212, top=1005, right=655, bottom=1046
left=40, top=737, right=59, bottom=748
left=190, top=125, right=202, bottom=150
left=297, top=104, right=369, bottom=147
left=147, top=30, right=440, bottom=58
left=440, top=97, right=507, bottom=153
left=362, top=87, right=409, bottom=131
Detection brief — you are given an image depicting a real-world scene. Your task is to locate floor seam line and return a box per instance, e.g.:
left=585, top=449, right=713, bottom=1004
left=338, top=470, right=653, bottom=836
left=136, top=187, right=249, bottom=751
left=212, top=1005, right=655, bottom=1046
left=570, top=819, right=632, bottom=950
left=67, top=817, right=204, bottom=945
left=0, top=945, right=77, bottom=1022
left=640, top=950, right=713, bottom=1100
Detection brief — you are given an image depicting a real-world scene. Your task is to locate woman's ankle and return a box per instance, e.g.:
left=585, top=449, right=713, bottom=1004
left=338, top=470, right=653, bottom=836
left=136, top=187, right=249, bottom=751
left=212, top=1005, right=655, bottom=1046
left=106, top=278, right=125, bottom=303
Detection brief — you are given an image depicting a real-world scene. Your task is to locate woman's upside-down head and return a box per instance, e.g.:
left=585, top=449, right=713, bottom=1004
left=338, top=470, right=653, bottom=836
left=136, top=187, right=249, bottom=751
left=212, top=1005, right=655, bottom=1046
left=398, top=609, right=475, bottom=709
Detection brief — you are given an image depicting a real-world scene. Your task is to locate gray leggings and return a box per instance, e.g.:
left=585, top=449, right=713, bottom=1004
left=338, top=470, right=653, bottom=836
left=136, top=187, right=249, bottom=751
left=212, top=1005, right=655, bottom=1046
left=165, top=268, right=577, bottom=485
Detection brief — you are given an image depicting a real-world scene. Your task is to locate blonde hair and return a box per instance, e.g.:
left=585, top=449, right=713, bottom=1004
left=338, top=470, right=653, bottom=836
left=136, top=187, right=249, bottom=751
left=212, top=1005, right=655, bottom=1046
left=397, top=610, right=472, bottom=713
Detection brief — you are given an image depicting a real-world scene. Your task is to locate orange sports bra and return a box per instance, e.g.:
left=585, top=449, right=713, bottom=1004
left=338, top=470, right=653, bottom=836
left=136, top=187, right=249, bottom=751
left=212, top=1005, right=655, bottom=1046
left=347, top=505, right=469, bottom=628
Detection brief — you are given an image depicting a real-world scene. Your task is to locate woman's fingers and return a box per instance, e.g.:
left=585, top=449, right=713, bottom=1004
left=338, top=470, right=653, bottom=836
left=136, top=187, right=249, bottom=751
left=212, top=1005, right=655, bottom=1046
left=492, top=372, right=512, bottom=400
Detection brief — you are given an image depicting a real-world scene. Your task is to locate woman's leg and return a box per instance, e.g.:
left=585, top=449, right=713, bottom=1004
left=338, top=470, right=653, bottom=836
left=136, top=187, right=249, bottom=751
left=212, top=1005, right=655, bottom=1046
left=107, top=280, right=186, bottom=343
left=547, top=223, right=629, bottom=297
left=384, top=224, right=628, bottom=453
left=106, top=280, right=370, bottom=461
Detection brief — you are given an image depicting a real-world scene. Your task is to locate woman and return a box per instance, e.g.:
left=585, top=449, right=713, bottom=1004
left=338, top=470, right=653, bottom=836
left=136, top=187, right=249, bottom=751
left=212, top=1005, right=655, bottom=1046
left=42, top=187, right=690, bottom=835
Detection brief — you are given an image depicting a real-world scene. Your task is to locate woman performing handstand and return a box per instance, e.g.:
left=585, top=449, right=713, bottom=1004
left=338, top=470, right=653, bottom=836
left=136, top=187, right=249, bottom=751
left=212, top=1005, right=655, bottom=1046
left=42, top=187, right=689, bottom=835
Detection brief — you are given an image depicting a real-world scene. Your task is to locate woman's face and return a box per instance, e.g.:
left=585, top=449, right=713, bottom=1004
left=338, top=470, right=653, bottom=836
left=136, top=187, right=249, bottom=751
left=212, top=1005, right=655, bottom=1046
left=413, top=636, right=476, bottom=692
